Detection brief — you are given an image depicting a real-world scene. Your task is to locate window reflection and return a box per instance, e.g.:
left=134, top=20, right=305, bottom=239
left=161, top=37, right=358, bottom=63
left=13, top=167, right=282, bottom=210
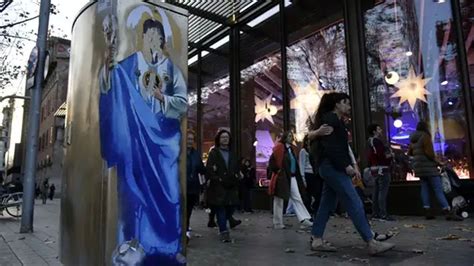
left=240, top=54, right=283, bottom=187
left=365, top=0, right=472, bottom=180
left=200, top=50, right=230, bottom=163
left=287, top=22, right=349, bottom=142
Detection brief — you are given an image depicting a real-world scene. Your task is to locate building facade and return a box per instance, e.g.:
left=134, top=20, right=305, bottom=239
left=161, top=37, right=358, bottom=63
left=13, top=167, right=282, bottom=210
left=21, top=37, right=70, bottom=194
left=181, top=0, right=474, bottom=212
left=1, top=99, right=14, bottom=183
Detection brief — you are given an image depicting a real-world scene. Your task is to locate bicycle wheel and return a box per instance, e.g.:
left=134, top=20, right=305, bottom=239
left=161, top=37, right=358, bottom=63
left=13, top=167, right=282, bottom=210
left=5, top=194, right=22, bottom=218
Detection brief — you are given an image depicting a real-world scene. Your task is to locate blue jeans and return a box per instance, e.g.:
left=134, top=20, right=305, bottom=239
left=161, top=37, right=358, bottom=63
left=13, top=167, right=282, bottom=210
left=372, top=172, right=391, bottom=217
left=312, top=160, right=373, bottom=242
left=215, top=206, right=235, bottom=233
left=420, top=176, right=449, bottom=210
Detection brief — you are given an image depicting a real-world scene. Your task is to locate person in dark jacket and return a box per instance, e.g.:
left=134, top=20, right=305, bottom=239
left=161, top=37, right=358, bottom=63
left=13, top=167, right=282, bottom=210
left=268, top=131, right=312, bottom=229
left=239, top=158, right=255, bottom=213
left=408, top=121, right=463, bottom=221
left=310, top=92, right=394, bottom=255
left=205, top=129, right=241, bottom=242
left=367, top=123, right=394, bottom=221
left=49, top=183, right=56, bottom=200
left=299, top=135, right=323, bottom=215
left=186, top=130, right=206, bottom=241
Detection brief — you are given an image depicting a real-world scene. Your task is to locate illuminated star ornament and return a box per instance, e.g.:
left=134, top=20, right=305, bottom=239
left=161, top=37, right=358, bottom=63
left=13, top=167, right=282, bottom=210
left=255, top=94, right=282, bottom=124
left=391, top=66, right=431, bottom=110
left=290, top=82, right=325, bottom=116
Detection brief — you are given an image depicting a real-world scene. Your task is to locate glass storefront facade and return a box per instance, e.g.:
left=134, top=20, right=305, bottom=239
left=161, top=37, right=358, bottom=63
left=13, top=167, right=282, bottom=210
left=365, top=0, right=473, bottom=180
left=187, top=0, right=474, bottom=183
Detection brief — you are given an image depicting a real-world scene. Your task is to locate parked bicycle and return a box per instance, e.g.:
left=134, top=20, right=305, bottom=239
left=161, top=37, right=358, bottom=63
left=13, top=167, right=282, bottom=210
left=0, top=192, right=23, bottom=218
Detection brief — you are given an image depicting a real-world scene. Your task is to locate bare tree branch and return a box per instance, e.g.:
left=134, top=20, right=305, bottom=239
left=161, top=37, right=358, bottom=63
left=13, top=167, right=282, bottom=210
left=0, top=33, right=35, bottom=42
left=0, top=15, right=39, bottom=29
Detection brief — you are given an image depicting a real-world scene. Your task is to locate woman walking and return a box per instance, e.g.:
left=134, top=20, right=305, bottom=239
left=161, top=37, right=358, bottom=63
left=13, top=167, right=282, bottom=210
left=186, top=130, right=206, bottom=242
left=269, top=131, right=313, bottom=229
left=309, top=92, right=394, bottom=255
left=206, top=129, right=241, bottom=242
left=408, top=121, right=463, bottom=221
left=299, top=135, right=322, bottom=215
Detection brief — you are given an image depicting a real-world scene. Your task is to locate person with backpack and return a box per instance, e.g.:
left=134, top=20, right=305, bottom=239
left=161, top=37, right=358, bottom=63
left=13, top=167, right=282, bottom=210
left=367, top=124, right=394, bottom=221
left=408, top=121, right=463, bottom=221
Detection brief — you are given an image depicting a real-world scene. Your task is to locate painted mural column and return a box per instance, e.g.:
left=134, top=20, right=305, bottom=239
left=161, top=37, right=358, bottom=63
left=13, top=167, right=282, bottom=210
left=62, top=1, right=188, bottom=265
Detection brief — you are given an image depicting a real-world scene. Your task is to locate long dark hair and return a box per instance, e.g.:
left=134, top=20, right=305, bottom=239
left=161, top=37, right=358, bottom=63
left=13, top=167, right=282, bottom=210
left=214, top=129, right=232, bottom=148
left=302, top=134, right=309, bottom=151
left=309, top=92, right=349, bottom=130
left=416, top=121, right=431, bottom=136
left=279, top=131, right=293, bottom=144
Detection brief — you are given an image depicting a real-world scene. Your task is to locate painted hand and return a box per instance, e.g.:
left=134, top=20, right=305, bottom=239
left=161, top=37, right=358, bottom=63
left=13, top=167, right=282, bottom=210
left=154, top=84, right=164, bottom=101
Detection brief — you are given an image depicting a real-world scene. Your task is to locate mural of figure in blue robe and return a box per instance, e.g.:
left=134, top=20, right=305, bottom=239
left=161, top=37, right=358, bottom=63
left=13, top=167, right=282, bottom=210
left=99, top=13, right=187, bottom=265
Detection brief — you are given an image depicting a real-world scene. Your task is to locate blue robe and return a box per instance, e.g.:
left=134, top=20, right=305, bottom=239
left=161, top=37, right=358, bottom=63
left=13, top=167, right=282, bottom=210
left=99, top=53, right=184, bottom=265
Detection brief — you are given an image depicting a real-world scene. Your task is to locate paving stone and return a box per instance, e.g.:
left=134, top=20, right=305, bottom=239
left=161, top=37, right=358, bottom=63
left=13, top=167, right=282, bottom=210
left=1, top=199, right=474, bottom=266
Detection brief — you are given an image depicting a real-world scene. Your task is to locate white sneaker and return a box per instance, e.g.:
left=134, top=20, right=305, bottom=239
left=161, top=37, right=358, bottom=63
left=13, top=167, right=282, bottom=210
left=273, top=224, right=286, bottom=229
left=310, top=237, right=337, bottom=252
left=301, top=219, right=313, bottom=227
left=367, top=239, right=395, bottom=256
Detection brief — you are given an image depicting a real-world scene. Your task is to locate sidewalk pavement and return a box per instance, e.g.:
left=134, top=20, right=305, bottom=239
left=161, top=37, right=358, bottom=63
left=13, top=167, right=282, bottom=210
left=1, top=200, right=473, bottom=265
left=187, top=210, right=474, bottom=265
left=0, top=199, right=61, bottom=266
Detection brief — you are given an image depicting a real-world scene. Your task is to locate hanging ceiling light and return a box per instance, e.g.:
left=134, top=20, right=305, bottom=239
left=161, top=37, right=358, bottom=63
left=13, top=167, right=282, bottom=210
left=385, top=71, right=400, bottom=85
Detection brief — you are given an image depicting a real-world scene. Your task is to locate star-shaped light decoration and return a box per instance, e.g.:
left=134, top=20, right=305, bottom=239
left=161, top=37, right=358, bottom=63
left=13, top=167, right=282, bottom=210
left=391, top=66, right=431, bottom=110
left=255, top=94, right=282, bottom=124
left=290, top=82, right=325, bottom=116
left=290, top=81, right=328, bottom=141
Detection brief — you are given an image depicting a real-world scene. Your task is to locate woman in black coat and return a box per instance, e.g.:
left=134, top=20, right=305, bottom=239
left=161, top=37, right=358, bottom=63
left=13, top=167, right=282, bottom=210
left=239, top=158, right=256, bottom=213
left=206, top=129, right=241, bottom=242
left=186, top=130, right=206, bottom=241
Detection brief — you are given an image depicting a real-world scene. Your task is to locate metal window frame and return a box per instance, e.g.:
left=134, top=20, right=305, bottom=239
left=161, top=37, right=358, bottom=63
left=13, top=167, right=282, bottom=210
left=451, top=0, right=474, bottom=177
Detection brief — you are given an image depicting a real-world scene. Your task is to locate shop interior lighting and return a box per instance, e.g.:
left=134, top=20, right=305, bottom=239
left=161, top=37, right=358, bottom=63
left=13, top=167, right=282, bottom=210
left=393, top=119, right=403, bottom=128
left=385, top=71, right=400, bottom=85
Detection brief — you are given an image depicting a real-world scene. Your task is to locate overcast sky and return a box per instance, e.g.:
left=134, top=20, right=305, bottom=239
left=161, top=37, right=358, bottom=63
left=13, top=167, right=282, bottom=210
left=1, top=0, right=90, bottom=97
left=0, top=0, right=89, bottom=165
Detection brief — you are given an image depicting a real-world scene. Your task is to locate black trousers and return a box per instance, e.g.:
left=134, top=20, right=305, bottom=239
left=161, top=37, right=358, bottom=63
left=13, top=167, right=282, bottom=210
left=240, top=185, right=253, bottom=211
left=186, top=194, right=199, bottom=231
left=209, top=205, right=237, bottom=222
left=304, top=172, right=324, bottom=215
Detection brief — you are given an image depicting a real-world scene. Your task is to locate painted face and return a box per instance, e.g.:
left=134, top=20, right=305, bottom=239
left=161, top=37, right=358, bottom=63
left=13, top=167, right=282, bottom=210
left=335, top=99, right=351, bottom=116
left=102, top=15, right=117, bottom=57
left=187, top=133, right=194, bottom=148
left=219, top=132, right=230, bottom=147
left=142, top=28, right=164, bottom=64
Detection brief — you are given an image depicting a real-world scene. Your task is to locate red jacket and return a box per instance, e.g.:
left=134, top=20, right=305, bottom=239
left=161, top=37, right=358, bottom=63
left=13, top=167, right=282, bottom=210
left=367, top=137, right=391, bottom=167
